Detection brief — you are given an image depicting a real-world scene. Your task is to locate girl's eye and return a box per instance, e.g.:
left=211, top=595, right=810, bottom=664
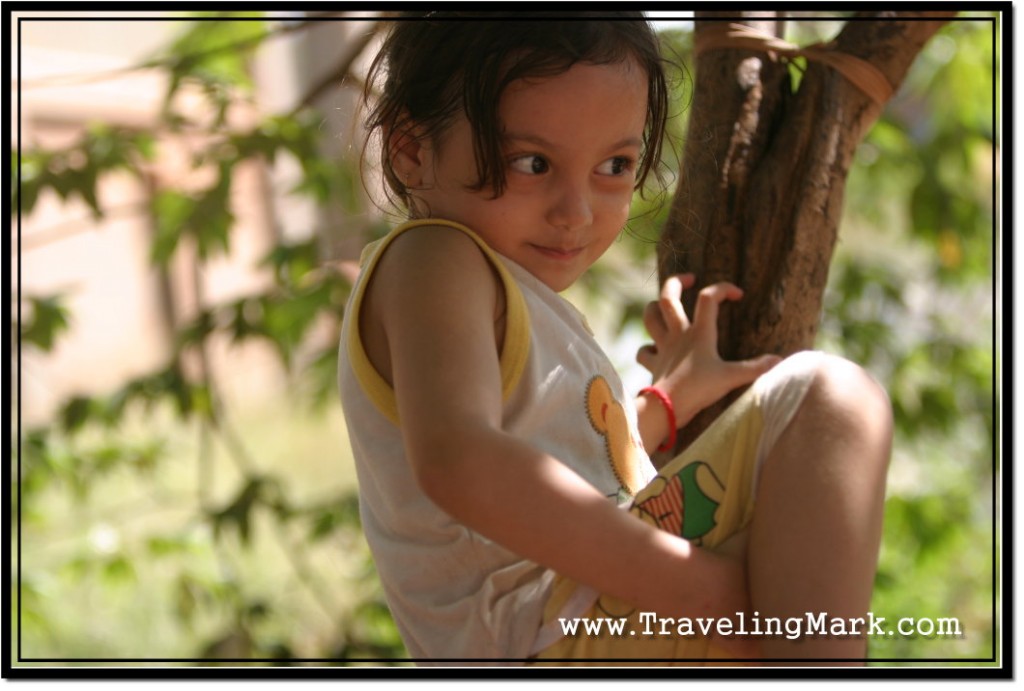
left=509, top=155, right=550, bottom=175
left=596, top=156, right=635, bottom=177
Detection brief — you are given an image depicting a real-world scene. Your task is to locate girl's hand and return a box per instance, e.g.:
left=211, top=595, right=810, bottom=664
left=636, top=274, right=781, bottom=431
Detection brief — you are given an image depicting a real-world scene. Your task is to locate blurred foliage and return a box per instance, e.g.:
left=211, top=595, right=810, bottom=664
left=12, top=13, right=997, bottom=667
left=13, top=12, right=401, bottom=665
left=17, top=295, right=71, bottom=353
left=820, top=16, right=996, bottom=663
left=17, top=125, right=155, bottom=220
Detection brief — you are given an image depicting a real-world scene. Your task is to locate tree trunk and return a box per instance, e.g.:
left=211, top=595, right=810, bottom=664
left=661, top=11, right=954, bottom=447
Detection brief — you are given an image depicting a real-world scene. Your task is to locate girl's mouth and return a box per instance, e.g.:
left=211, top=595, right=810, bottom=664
left=531, top=244, right=584, bottom=261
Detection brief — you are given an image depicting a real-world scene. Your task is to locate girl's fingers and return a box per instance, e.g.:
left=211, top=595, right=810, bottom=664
left=725, top=354, right=782, bottom=388
left=642, top=300, right=667, bottom=343
left=658, top=274, right=695, bottom=331
left=692, top=282, right=744, bottom=340
left=636, top=343, right=658, bottom=372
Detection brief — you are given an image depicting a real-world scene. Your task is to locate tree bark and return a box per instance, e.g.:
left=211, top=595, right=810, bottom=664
left=661, top=11, right=954, bottom=447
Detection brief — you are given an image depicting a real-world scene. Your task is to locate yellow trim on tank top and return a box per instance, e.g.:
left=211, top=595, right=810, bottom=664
left=346, top=218, right=531, bottom=426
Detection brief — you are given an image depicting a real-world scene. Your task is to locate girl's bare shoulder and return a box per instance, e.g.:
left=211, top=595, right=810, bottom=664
left=364, top=223, right=502, bottom=328
left=378, top=223, right=493, bottom=280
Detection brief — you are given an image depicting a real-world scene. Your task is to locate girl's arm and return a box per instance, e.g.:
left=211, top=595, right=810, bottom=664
left=635, top=274, right=781, bottom=456
left=371, top=226, right=748, bottom=622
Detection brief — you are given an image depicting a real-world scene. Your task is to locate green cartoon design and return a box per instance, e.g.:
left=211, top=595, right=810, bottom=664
left=633, top=461, right=725, bottom=545
left=595, top=462, right=728, bottom=619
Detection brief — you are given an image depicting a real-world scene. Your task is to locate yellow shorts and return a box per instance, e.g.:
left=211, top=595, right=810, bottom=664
left=531, top=351, right=823, bottom=665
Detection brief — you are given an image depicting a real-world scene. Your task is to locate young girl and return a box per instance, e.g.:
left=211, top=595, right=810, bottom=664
left=338, top=12, right=892, bottom=664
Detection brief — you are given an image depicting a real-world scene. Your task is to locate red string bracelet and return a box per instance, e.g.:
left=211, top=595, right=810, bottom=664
left=639, top=386, right=677, bottom=453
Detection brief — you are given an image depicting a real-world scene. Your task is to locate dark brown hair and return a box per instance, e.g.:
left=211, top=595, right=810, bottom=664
left=362, top=11, right=669, bottom=208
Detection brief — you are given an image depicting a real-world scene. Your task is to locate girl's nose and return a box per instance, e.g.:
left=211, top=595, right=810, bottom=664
left=546, top=177, right=593, bottom=231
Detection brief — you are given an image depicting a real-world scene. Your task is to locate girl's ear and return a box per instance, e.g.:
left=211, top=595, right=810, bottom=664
left=388, top=120, right=430, bottom=188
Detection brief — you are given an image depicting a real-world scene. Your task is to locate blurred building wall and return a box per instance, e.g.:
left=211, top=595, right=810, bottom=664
left=14, top=12, right=377, bottom=425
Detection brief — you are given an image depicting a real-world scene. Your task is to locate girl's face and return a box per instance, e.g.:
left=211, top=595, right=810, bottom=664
left=404, top=59, right=649, bottom=292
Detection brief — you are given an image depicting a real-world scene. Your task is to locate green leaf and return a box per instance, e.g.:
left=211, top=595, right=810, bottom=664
left=102, top=555, right=137, bottom=586
left=228, top=298, right=267, bottom=343
left=260, top=239, right=320, bottom=288
left=208, top=476, right=268, bottom=545
left=342, top=598, right=406, bottom=658
left=786, top=56, right=807, bottom=93
left=147, top=535, right=196, bottom=558
left=112, top=363, right=199, bottom=419
left=159, top=16, right=267, bottom=113
left=18, top=126, right=150, bottom=222
left=176, top=309, right=217, bottom=350
left=14, top=150, right=47, bottom=215
left=176, top=575, right=201, bottom=623
left=308, top=493, right=361, bottom=541
left=59, top=396, right=94, bottom=434
left=193, top=165, right=235, bottom=259
left=150, top=190, right=194, bottom=265
left=301, top=345, right=346, bottom=411
left=20, top=294, right=71, bottom=352
left=259, top=283, right=336, bottom=365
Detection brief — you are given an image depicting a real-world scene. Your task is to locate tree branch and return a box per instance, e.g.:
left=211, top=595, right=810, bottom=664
left=287, top=18, right=389, bottom=117
left=661, top=13, right=956, bottom=447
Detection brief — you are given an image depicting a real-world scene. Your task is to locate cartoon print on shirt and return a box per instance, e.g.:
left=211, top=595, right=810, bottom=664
left=633, top=461, right=725, bottom=545
left=595, top=461, right=727, bottom=619
left=585, top=375, right=647, bottom=497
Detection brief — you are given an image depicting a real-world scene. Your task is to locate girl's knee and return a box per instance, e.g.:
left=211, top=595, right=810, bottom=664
left=758, top=351, right=887, bottom=418
left=802, top=353, right=894, bottom=459
left=810, top=353, right=890, bottom=415
left=752, top=351, right=892, bottom=489
left=760, top=351, right=892, bottom=459
left=758, top=353, right=893, bottom=513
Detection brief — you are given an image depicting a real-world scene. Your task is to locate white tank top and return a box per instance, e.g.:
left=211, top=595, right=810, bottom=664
left=337, top=219, right=655, bottom=661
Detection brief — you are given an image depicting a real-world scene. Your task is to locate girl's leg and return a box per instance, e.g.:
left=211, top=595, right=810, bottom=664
left=747, top=355, right=893, bottom=663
